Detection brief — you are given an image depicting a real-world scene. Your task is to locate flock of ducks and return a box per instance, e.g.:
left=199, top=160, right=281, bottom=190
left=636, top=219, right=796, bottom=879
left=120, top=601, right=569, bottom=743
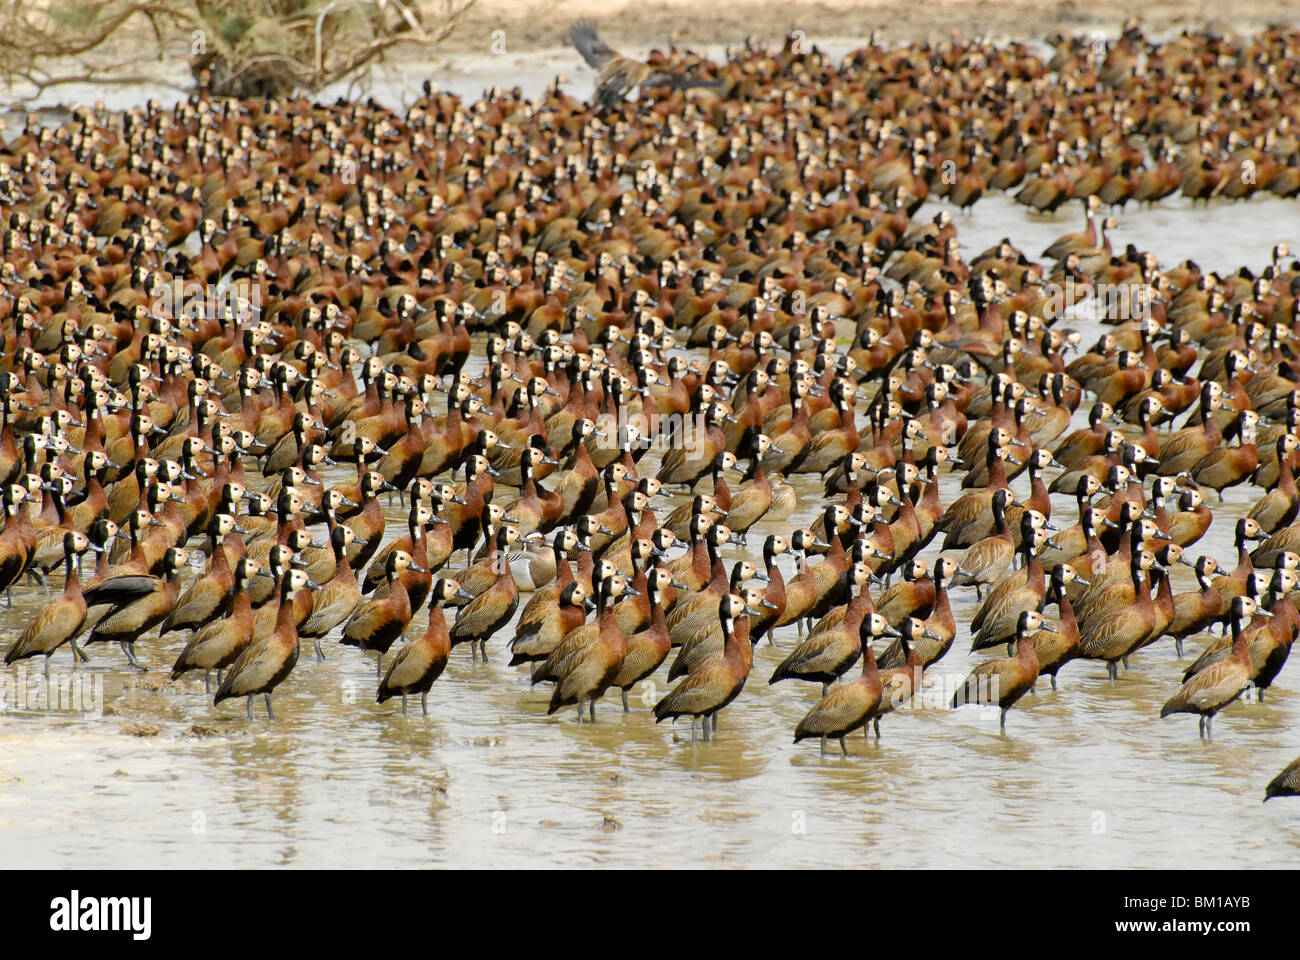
left=1, top=20, right=1299, bottom=799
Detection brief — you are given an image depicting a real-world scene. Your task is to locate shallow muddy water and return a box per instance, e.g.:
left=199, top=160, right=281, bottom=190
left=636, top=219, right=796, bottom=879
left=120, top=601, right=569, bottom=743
left=3, top=44, right=1300, bottom=869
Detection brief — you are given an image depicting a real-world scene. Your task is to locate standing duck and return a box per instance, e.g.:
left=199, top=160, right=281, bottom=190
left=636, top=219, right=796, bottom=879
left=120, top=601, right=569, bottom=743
left=653, top=594, right=757, bottom=743
left=952, top=611, right=1048, bottom=733
left=1160, top=596, right=1269, bottom=738
left=214, top=569, right=320, bottom=720
left=377, top=579, right=473, bottom=715
left=792, top=613, right=896, bottom=756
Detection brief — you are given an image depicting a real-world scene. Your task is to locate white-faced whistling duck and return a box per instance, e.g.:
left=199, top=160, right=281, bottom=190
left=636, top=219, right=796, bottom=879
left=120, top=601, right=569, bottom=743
left=1161, top=596, right=1269, bottom=738
left=793, top=613, right=897, bottom=756
left=952, top=610, right=1048, bottom=733
left=342, top=550, right=423, bottom=676
left=546, top=573, right=639, bottom=723
left=5, top=27, right=1300, bottom=791
left=214, top=568, right=321, bottom=720
left=171, top=556, right=262, bottom=692
left=4, top=530, right=97, bottom=675
left=377, top=579, right=474, bottom=715
left=654, top=594, right=759, bottom=742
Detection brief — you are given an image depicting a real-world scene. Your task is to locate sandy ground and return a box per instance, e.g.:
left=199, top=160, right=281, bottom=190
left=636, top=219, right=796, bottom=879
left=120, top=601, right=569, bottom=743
left=449, top=0, right=1300, bottom=51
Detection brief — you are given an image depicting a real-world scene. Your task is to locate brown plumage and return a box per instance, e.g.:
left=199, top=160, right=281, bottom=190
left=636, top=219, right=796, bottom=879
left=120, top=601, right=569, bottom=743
left=611, top=569, right=682, bottom=711
left=653, top=594, right=755, bottom=742
left=1161, top=596, right=1266, bottom=737
left=448, top=525, right=521, bottom=662
left=570, top=20, right=720, bottom=109
left=952, top=611, right=1047, bottom=733
left=769, top=563, right=879, bottom=694
left=792, top=613, right=896, bottom=756
left=377, top=579, right=471, bottom=715
left=1265, top=756, right=1300, bottom=800
left=546, top=575, right=637, bottom=722
left=82, top=546, right=189, bottom=670
left=171, top=557, right=262, bottom=692
left=341, top=550, right=423, bottom=675
left=4, top=530, right=96, bottom=673
left=298, top=524, right=362, bottom=660
left=214, top=569, right=320, bottom=720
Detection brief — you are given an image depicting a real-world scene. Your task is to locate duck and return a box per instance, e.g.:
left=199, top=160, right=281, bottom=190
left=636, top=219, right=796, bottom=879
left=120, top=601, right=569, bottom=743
left=170, top=556, right=263, bottom=693
left=4, top=530, right=98, bottom=674
left=950, top=488, right=1017, bottom=599
left=769, top=563, right=881, bottom=696
left=377, top=579, right=474, bottom=715
left=298, top=524, right=362, bottom=661
left=791, top=613, right=896, bottom=756
left=611, top=569, right=682, bottom=710
left=952, top=611, right=1048, bottom=733
left=81, top=546, right=188, bottom=670
left=1160, top=596, right=1268, bottom=738
left=214, top=569, right=320, bottom=720
left=653, top=594, right=757, bottom=743
left=1077, top=550, right=1162, bottom=680
left=1027, top=564, right=1085, bottom=691
left=1265, top=756, right=1300, bottom=801
left=341, top=550, right=423, bottom=676
left=447, top=524, right=522, bottom=662
left=545, top=574, right=638, bottom=723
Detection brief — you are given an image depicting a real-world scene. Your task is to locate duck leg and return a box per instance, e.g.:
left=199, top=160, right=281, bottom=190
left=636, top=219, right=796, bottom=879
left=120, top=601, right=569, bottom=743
left=839, top=736, right=848, bottom=757
left=264, top=694, right=274, bottom=720
left=589, top=700, right=596, bottom=723
left=420, top=692, right=429, bottom=716
left=819, top=736, right=826, bottom=756
left=621, top=689, right=630, bottom=712
left=401, top=693, right=407, bottom=714
left=313, top=638, right=325, bottom=661
left=246, top=696, right=253, bottom=721
left=122, top=641, right=145, bottom=671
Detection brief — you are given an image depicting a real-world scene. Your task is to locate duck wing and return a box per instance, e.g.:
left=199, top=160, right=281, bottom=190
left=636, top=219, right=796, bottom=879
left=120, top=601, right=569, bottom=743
left=570, top=21, right=617, bottom=69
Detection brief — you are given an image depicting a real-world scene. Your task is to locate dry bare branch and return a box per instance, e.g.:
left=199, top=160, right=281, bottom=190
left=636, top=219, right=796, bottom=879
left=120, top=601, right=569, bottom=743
left=0, top=0, right=477, bottom=102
